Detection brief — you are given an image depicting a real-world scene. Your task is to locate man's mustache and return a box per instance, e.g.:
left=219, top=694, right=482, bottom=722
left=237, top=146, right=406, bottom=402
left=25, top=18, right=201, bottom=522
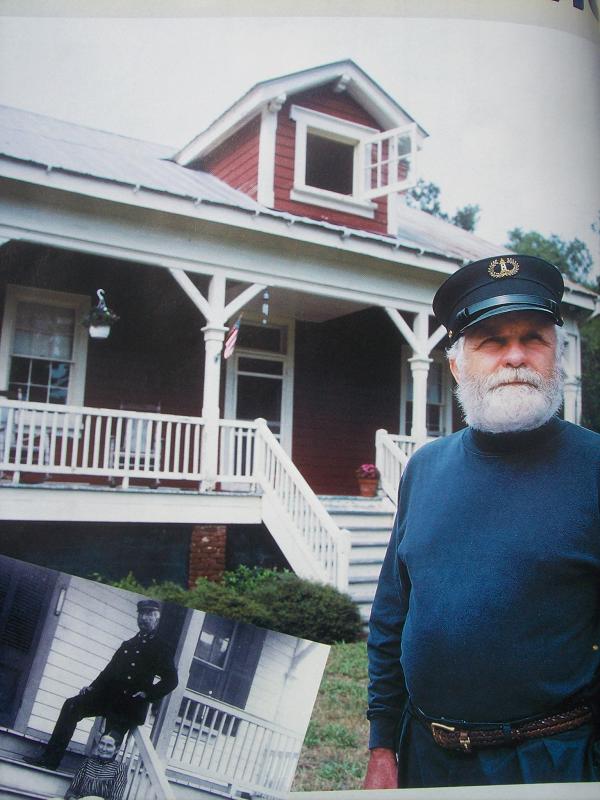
left=483, top=368, right=545, bottom=391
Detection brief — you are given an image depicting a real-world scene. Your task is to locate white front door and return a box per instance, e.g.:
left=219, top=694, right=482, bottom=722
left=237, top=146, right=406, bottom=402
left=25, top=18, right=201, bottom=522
left=224, top=321, right=294, bottom=454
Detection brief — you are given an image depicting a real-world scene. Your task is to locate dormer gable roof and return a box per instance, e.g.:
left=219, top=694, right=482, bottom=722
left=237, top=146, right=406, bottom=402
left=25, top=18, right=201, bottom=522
left=174, top=59, right=428, bottom=167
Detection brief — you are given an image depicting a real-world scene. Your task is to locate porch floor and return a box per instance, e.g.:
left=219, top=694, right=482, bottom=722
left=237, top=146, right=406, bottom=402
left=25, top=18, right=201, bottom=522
left=0, top=480, right=263, bottom=525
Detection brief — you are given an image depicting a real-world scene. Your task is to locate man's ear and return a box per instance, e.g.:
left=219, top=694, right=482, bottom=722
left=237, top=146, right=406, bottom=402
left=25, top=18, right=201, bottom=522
left=449, top=357, right=461, bottom=384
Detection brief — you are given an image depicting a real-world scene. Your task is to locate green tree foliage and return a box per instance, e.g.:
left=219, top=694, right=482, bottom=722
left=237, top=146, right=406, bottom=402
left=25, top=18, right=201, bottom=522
left=406, top=179, right=480, bottom=232
left=105, top=567, right=363, bottom=644
left=505, top=227, right=593, bottom=285
left=505, top=224, right=599, bottom=433
left=581, top=317, right=600, bottom=433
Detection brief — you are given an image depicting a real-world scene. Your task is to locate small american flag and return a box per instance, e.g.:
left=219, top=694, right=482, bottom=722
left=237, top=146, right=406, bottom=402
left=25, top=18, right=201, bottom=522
left=223, top=316, right=242, bottom=359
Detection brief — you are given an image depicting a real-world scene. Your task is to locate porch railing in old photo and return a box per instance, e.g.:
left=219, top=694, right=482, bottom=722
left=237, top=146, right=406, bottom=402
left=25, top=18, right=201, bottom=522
left=122, top=726, right=176, bottom=800
left=167, top=692, right=302, bottom=800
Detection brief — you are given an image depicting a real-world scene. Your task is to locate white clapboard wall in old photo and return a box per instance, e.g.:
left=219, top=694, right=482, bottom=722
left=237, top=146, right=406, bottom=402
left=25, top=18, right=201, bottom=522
left=27, top=577, right=141, bottom=746
left=246, top=631, right=328, bottom=734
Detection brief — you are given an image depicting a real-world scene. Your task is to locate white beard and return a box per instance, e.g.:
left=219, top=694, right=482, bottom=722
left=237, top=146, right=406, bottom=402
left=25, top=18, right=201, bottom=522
left=455, top=365, right=564, bottom=433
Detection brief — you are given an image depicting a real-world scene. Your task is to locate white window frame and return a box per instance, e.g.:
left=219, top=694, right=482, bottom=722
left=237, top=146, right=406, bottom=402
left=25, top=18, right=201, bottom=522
left=399, top=346, right=453, bottom=438
left=224, top=318, right=295, bottom=455
left=0, top=284, right=90, bottom=406
left=289, top=105, right=378, bottom=218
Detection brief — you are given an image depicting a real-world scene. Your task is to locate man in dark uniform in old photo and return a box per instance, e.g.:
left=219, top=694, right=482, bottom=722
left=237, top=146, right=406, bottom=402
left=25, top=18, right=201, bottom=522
left=365, top=255, right=600, bottom=788
left=25, top=599, right=178, bottom=771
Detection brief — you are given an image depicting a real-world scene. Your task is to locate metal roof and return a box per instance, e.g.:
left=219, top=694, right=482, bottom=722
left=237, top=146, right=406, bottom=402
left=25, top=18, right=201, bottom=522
left=0, top=104, right=261, bottom=211
left=0, top=104, right=521, bottom=268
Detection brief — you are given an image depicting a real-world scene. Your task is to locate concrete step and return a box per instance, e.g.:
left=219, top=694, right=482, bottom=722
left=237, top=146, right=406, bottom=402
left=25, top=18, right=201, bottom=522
left=318, top=495, right=395, bottom=619
left=327, top=513, right=395, bottom=530
left=350, top=541, right=388, bottom=556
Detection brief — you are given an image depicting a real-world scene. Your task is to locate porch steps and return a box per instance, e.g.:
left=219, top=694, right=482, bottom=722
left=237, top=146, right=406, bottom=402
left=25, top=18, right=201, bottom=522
left=319, top=495, right=396, bottom=623
left=0, top=755, right=71, bottom=799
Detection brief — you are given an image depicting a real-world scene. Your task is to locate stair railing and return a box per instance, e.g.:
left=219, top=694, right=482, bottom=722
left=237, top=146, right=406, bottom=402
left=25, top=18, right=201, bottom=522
left=253, top=418, right=350, bottom=592
left=375, top=429, right=414, bottom=503
left=122, top=726, right=176, bottom=800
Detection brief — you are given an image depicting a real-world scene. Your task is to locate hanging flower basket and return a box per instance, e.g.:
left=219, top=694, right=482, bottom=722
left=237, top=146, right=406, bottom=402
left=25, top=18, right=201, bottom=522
left=355, top=463, right=380, bottom=497
left=82, top=290, right=119, bottom=339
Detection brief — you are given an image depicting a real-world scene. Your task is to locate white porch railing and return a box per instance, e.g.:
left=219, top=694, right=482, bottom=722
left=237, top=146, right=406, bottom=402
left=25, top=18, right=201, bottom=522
left=122, top=726, right=176, bottom=800
left=0, top=399, right=350, bottom=591
left=168, top=692, right=302, bottom=800
left=0, top=398, right=205, bottom=488
left=375, top=429, right=426, bottom=503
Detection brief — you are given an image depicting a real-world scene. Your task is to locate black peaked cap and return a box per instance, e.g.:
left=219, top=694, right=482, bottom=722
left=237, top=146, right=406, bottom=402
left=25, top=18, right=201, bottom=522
left=432, top=254, right=564, bottom=343
left=137, top=599, right=161, bottom=612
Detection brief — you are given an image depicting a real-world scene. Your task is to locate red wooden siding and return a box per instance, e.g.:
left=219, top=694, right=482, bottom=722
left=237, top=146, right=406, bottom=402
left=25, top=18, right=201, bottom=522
left=292, top=308, right=402, bottom=495
left=198, top=117, right=260, bottom=199
left=274, top=86, right=389, bottom=235
left=0, top=243, right=207, bottom=418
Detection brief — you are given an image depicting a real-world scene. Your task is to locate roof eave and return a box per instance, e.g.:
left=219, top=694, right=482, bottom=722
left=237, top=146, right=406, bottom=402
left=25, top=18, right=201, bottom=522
left=174, top=60, right=428, bottom=166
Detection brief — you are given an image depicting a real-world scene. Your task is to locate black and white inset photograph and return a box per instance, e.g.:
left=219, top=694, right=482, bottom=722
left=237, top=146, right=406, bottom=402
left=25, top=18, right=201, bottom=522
left=0, top=555, right=329, bottom=800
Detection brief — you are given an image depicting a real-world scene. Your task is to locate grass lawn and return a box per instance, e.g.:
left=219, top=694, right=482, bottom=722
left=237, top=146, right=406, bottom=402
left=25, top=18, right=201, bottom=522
left=292, top=640, right=369, bottom=792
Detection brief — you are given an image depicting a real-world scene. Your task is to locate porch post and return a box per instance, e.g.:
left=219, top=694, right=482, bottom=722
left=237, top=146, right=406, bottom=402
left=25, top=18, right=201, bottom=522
left=201, top=322, right=227, bottom=489
left=385, top=308, right=443, bottom=446
left=408, top=311, right=432, bottom=444
left=408, top=355, right=432, bottom=443
left=562, top=377, right=581, bottom=424
left=200, top=274, right=227, bottom=490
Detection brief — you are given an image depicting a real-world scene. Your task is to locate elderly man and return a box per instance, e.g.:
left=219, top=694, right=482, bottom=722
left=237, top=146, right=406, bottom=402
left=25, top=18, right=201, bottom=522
left=365, top=255, right=600, bottom=788
left=25, top=599, right=178, bottom=771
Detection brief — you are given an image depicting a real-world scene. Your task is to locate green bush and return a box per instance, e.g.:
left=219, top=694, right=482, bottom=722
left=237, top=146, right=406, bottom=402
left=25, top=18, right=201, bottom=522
left=246, top=571, right=363, bottom=643
left=102, top=567, right=362, bottom=644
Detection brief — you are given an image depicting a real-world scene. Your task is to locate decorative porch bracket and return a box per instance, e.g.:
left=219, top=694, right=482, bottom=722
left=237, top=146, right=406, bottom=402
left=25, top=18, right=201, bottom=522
left=169, top=269, right=266, bottom=488
left=386, top=307, right=446, bottom=444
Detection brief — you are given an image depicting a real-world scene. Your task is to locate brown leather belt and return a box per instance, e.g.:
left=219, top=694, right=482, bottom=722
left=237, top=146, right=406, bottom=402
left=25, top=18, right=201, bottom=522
left=429, top=704, right=593, bottom=753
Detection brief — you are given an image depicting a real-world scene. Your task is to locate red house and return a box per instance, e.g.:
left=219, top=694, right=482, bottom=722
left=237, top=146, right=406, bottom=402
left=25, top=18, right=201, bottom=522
left=0, top=61, right=594, bottom=619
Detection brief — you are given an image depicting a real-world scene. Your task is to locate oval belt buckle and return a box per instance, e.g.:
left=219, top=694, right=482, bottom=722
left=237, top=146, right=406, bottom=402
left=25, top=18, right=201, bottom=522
left=458, top=730, right=472, bottom=752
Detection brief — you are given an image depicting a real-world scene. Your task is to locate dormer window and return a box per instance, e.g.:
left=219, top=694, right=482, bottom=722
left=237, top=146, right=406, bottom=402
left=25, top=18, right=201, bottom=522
left=290, top=105, right=417, bottom=218
left=305, top=133, right=354, bottom=195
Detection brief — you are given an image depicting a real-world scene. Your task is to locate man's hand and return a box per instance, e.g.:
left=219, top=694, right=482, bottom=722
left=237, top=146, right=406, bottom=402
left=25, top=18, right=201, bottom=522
left=78, top=686, right=91, bottom=696
left=363, top=747, right=398, bottom=789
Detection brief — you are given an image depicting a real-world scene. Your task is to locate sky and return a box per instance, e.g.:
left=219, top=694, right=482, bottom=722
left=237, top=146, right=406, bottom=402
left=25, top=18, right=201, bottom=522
left=0, top=10, right=598, bottom=275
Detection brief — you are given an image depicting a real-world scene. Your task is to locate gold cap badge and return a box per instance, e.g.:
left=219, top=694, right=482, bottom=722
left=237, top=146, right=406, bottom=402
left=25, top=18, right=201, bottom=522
left=488, top=257, right=519, bottom=279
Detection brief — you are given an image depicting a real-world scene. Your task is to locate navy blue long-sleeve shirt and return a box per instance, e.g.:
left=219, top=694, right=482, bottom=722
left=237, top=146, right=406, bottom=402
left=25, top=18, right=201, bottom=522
left=367, top=417, right=600, bottom=750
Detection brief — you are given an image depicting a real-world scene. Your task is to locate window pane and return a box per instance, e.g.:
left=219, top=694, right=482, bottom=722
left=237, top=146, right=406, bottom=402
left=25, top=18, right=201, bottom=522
left=8, top=357, right=30, bottom=384
left=236, top=374, right=282, bottom=426
left=13, top=302, right=74, bottom=360
left=27, top=386, right=47, bottom=403
left=237, top=357, right=283, bottom=376
left=194, top=617, right=235, bottom=668
left=50, top=362, right=70, bottom=390
left=30, top=360, right=50, bottom=385
left=8, top=357, right=70, bottom=405
left=427, top=362, right=443, bottom=404
left=238, top=324, right=285, bottom=353
left=427, top=405, right=441, bottom=434
left=305, top=133, right=354, bottom=195
left=48, top=386, right=68, bottom=404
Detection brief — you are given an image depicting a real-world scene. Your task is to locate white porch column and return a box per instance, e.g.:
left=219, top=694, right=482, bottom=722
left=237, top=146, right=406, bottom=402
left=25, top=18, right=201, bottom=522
left=200, top=274, right=227, bottom=489
left=385, top=307, right=446, bottom=446
left=562, top=378, right=581, bottom=425
left=408, top=355, right=432, bottom=444
left=201, top=322, right=227, bottom=487
left=408, top=311, right=432, bottom=444
left=561, top=322, right=582, bottom=425
left=169, top=270, right=266, bottom=489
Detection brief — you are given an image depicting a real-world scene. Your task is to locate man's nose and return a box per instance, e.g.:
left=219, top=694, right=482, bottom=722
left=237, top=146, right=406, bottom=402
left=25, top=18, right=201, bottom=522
left=503, top=341, right=527, bottom=368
